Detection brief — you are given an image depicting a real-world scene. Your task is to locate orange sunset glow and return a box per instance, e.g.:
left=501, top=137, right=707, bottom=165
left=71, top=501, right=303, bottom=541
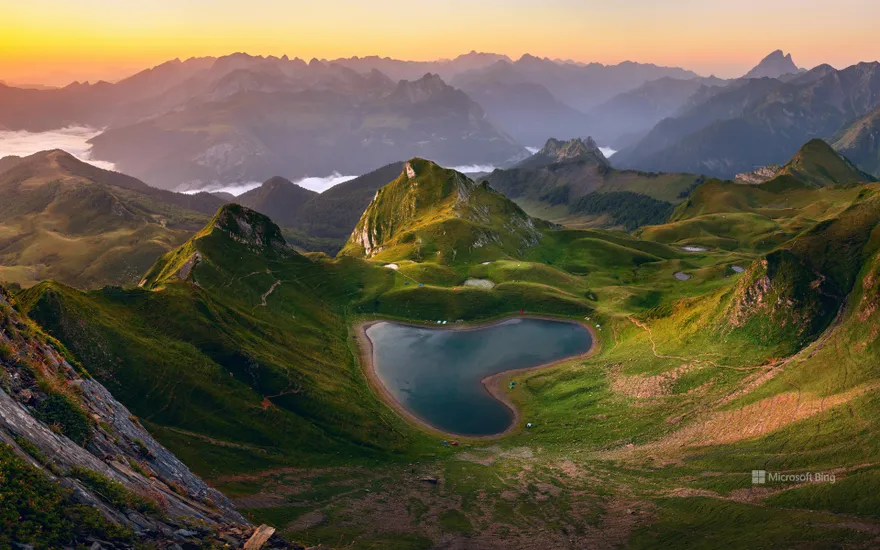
left=3, top=0, right=879, bottom=85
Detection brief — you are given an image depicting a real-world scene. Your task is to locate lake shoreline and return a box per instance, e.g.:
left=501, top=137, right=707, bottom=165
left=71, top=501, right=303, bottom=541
left=353, top=314, right=600, bottom=440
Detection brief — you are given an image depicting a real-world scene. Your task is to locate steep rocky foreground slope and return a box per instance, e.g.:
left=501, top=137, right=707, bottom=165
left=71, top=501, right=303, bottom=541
left=0, top=286, right=300, bottom=548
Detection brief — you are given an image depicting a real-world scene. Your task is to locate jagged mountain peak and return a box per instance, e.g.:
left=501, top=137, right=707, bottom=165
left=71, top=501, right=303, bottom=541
left=515, top=137, right=609, bottom=170
left=210, top=203, right=292, bottom=255
left=541, top=136, right=601, bottom=157
left=743, top=49, right=800, bottom=79
left=390, top=73, right=455, bottom=103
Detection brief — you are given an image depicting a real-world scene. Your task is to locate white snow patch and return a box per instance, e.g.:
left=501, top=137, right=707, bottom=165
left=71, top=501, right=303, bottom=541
left=384, top=263, right=399, bottom=270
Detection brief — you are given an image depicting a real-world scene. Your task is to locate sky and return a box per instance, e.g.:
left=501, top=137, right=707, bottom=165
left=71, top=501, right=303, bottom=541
left=2, top=0, right=879, bottom=85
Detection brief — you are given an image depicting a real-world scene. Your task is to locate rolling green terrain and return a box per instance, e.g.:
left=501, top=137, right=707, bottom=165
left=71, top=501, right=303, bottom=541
left=486, top=138, right=704, bottom=229
left=0, top=150, right=224, bottom=289
left=15, top=143, right=880, bottom=548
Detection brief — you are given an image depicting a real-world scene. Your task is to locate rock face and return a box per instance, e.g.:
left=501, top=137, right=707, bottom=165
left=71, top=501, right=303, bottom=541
left=212, top=204, right=293, bottom=257
left=0, top=287, right=301, bottom=548
left=735, top=165, right=781, bottom=185
left=515, top=137, right=609, bottom=170
left=743, top=50, right=800, bottom=79
left=724, top=251, right=838, bottom=346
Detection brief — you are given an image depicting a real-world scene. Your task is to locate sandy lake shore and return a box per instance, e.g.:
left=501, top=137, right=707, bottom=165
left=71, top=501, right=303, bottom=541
left=352, top=315, right=600, bottom=440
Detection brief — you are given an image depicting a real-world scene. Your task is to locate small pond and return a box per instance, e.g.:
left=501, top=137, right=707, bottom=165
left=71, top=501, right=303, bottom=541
left=365, top=318, right=593, bottom=436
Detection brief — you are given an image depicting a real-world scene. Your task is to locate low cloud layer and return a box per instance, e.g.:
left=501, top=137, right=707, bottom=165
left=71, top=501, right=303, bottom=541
left=180, top=181, right=264, bottom=196
left=294, top=173, right=358, bottom=192
left=451, top=164, right=498, bottom=174
left=182, top=172, right=359, bottom=197
left=0, top=126, right=116, bottom=171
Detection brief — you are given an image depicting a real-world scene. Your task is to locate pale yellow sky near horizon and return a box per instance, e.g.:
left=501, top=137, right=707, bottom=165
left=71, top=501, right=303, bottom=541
left=2, top=0, right=879, bottom=85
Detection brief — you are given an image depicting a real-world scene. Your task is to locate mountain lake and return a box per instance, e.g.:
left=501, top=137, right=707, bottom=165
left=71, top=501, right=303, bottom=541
left=364, top=318, right=593, bottom=436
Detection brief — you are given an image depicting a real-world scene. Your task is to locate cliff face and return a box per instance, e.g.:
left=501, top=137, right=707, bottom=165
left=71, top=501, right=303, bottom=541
left=0, top=287, right=298, bottom=548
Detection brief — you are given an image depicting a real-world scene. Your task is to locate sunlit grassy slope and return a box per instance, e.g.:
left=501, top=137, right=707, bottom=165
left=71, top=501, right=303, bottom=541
left=18, top=140, right=880, bottom=548
left=0, top=149, right=224, bottom=289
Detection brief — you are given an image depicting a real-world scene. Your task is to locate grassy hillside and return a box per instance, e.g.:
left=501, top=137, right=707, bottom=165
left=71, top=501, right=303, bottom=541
left=487, top=138, right=704, bottom=229
left=642, top=142, right=879, bottom=253
left=16, top=139, right=880, bottom=547
left=21, top=205, right=421, bottom=474
left=775, top=139, right=875, bottom=187
left=341, top=159, right=548, bottom=264
left=0, top=150, right=224, bottom=289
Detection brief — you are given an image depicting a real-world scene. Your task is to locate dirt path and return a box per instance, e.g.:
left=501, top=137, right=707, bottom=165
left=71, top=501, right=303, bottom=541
left=628, top=317, right=765, bottom=372
left=258, top=280, right=281, bottom=308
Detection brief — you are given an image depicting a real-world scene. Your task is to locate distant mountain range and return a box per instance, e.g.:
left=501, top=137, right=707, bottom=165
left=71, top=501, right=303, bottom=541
left=585, top=75, right=729, bottom=148
left=5, top=49, right=880, bottom=193
left=613, top=61, right=880, bottom=178
left=0, top=51, right=708, bottom=190
left=832, top=104, right=880, bottom=176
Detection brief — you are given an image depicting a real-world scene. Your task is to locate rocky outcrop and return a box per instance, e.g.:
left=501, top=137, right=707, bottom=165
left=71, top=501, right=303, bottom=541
left=724, top=250, right=840, bottom=347
left=213, top=204, right=293, bottom=257
left=0, top=287, right=302, bottom=548
left=515, top=137, right=609, bottom=170
left=735, top=165, right=781, bottom=185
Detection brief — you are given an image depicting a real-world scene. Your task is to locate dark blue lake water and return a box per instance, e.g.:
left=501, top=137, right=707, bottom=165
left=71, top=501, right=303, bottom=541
left=367, top=318, right=592, bottom=436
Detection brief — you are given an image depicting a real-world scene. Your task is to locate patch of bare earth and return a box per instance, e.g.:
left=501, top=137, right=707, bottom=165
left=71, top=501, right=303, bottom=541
left=610, top=362, right=698, bottom=398
left=609, top=384, right=878, bottom=461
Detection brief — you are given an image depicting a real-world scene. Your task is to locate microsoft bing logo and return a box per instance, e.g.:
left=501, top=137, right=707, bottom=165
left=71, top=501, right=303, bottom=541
left=752, top=470, right=766, bottom=484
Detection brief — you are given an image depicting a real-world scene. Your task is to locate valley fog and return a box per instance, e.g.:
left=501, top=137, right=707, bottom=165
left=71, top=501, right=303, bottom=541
left=0, top=126, right=116, bottom=171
